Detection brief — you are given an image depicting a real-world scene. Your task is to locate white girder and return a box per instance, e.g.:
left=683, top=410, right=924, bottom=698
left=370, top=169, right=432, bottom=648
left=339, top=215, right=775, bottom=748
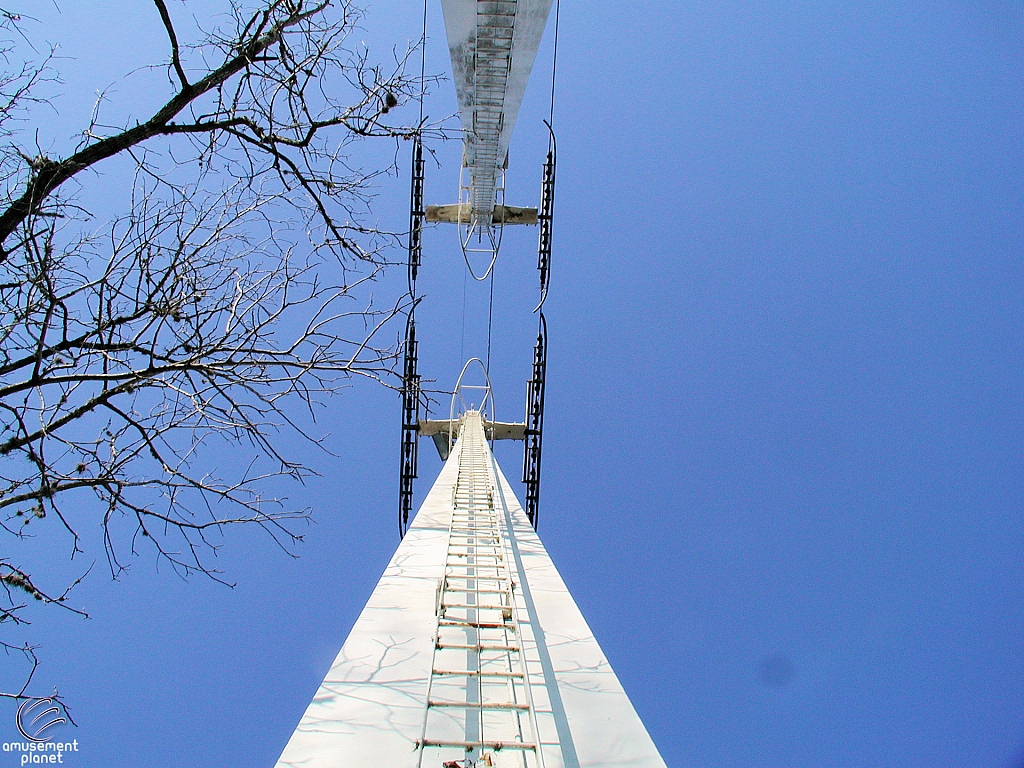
left=441, top=0, right=554, bottom=224
left=274, top=412, right=667, bottom=768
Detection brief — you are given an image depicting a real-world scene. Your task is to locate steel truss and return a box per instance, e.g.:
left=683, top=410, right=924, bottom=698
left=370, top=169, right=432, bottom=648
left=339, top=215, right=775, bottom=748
left=400, top=135, right=426, bottom=538
left=523, top=313, right=547, bottom=528
left=408, top=135, right=425, bottom=290
left=523, top=127, right=556, bottom=528
left=399, top=310, right=420, bottom=538
left=535, top=126, right=556, bottom=310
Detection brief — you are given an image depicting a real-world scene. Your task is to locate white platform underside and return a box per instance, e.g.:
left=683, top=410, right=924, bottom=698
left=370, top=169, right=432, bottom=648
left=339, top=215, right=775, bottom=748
left=441, top=0, right=554, bottom=217
left=275, top=413, right=666, bottom=768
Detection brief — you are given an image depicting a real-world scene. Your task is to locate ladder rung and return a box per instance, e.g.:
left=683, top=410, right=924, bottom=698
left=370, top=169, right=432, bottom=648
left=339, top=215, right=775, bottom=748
left=446, top=565, right=506, bottom=570
left=443, top=580, right=505, bottom=590
left=429, top=700, right=530, bottom=711
left=450, top=523, right=498, bottom=528
left=447, top=554, right=503, bottom=559
left=449, top=530, right=499, bottom=534
left=446, top=563, right=505, bottom=569
left=436, top=642, right=520, bottom=652
left=442, top=602, right=511, bottom=611
left=432, top=669, right=523, bottom=678
left=449, top=550, right=502, bottom=555
left=439, top=619, right=513, bottom=629
left=419, top=740, right=536, bottom=752
left=449, top=529, right=499, bottom=534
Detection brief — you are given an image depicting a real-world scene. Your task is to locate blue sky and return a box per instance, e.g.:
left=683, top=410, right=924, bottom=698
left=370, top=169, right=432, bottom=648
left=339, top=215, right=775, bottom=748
left=3, top=1, right=1024, bottom=766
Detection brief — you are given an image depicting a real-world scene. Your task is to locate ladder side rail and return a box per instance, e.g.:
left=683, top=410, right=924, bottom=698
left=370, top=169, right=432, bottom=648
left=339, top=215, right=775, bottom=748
left=417, top=434, right=470, bottom=768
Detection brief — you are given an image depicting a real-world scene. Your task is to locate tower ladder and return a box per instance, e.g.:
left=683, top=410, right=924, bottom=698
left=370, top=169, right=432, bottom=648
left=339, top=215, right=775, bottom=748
left=417, top=412, right=547, bottom=768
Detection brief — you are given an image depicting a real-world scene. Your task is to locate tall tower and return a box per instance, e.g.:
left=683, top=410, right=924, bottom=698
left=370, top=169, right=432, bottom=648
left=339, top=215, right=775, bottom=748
left=275, top=412, right=666, bottom=767
left=276, top=2, right=668, bottom=766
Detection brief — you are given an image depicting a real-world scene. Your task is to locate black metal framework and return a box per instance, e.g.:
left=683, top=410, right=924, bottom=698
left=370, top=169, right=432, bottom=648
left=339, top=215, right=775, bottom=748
left=399, top=135, right=425, bottom=538
left=399, top=311, right=420, bottom=537
left=523, top=313, right=547, bottom=528
left=408, top=135, right=425, bottom=291
left=523, top=127, right=556, bottom=529
left=535, top=125, right=556, bottom=311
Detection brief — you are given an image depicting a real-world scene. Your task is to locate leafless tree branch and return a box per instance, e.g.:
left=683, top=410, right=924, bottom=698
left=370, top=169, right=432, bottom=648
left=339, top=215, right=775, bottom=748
left=0, top=0, right=439, bottom=699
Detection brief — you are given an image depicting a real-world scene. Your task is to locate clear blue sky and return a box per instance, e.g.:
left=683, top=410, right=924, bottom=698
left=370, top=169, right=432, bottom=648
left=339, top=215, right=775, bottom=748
left=3, top=1, right=1024, bottom=766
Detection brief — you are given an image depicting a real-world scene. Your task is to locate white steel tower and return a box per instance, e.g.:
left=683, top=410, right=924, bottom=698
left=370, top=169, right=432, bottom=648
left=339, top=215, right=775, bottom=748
left=275, top=1, right=668, bottom=766
left=275, top=411, right=666, bottom=768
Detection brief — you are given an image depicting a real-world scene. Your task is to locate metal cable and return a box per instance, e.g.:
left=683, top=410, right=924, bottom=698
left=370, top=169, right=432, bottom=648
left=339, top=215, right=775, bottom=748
left=419, top=0, right=427, bottom=126
left=460, top=265, right=468, bottom=364
left=486, top=262, right=496, bottom=373
left=548, top=0, right=560, bottom=128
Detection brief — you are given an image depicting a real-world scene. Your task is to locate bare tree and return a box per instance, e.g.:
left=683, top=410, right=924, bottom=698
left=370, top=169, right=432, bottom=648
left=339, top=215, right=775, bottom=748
left=0, top=0, right=424, bottom=698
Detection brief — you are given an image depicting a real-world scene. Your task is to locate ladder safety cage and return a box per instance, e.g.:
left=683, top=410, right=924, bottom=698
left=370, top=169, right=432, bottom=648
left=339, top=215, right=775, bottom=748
left=449, top=358, right=497, bottom=454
